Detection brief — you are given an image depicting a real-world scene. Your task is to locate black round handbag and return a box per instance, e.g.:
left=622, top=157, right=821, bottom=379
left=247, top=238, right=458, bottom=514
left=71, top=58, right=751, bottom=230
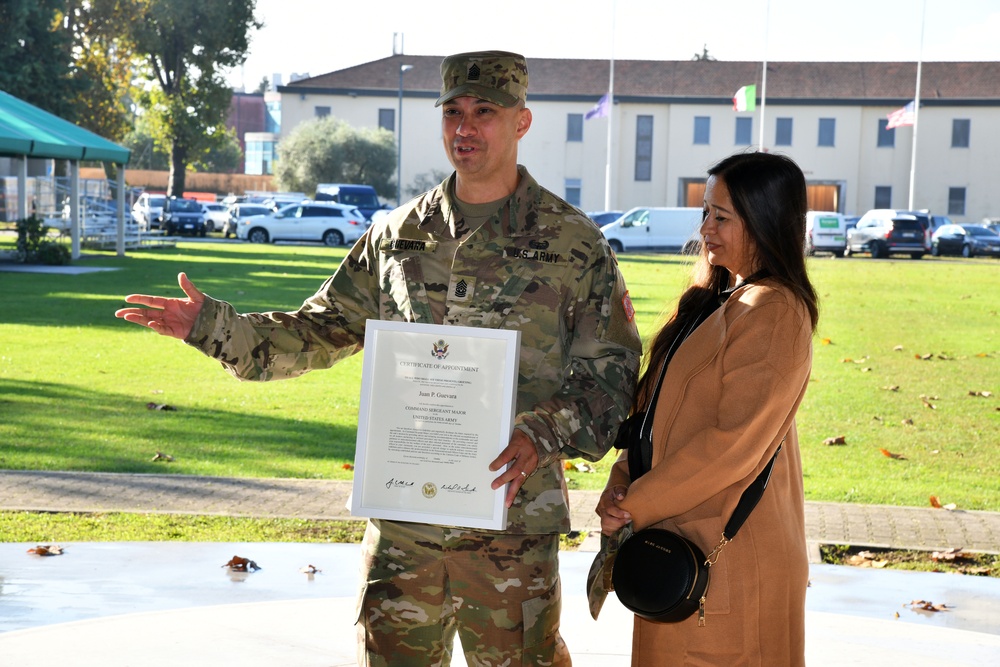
left=610, top=527, right=710, bottom=623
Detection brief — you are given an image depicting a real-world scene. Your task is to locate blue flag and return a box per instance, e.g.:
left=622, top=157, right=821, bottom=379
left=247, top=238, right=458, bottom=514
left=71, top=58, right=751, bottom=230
left=585, top=93, right=610, bottom=120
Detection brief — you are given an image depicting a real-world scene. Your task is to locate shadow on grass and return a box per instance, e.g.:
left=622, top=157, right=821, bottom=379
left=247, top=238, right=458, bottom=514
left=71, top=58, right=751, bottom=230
left=0, top=379, right=357, bottom=478
left=1, top=246, right=349, bottom=328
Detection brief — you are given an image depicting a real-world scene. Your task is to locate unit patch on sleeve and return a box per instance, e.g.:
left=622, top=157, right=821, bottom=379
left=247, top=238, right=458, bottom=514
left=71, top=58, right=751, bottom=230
left=622, top=290, right=636, bottom=322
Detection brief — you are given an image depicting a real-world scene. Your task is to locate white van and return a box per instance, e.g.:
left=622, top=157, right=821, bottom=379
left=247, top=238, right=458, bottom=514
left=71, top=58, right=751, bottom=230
left=805, top=211, right=848, bottom=256
left=600, top=207, right=703, bottom=253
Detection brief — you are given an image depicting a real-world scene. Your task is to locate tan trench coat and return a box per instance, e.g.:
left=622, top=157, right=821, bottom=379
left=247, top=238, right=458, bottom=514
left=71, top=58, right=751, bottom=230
left=605, top=280, right=813, bottom=666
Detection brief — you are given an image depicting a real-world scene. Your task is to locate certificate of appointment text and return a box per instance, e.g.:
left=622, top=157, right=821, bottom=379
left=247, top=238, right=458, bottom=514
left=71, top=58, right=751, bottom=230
left=351, top=321, right=520, bottom=530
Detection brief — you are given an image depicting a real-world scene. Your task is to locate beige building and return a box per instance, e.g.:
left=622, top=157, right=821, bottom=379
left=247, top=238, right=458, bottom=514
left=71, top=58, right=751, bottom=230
left=265, top=55, right=1000, bottom=222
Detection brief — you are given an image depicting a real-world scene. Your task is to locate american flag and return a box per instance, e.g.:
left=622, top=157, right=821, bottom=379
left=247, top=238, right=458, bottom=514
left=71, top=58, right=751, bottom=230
left=886, top=101, right=916, bottom=129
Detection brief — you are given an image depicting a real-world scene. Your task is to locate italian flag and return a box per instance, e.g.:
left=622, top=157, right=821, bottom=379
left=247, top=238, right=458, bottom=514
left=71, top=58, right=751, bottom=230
left=733, top=85, right=756, bottom=112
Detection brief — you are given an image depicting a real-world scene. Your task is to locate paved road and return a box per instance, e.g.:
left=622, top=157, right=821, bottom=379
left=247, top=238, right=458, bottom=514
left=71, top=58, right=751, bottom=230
left=3, top=470, right=998, bottom=554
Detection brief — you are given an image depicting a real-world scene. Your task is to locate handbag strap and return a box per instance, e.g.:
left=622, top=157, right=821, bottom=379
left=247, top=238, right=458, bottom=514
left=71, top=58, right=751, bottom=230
left=723, top=441, right=782, bottom=540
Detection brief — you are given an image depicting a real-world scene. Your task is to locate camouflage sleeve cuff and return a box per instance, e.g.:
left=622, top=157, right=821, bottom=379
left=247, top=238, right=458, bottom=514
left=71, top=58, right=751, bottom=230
left=514, top=413, right=563, bottom=469
left=184, top=295, right=233, bottom=350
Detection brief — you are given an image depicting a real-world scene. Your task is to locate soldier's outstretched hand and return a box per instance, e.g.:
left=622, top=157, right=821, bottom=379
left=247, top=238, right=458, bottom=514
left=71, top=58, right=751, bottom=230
left=115, top=272, right=205, bottom=340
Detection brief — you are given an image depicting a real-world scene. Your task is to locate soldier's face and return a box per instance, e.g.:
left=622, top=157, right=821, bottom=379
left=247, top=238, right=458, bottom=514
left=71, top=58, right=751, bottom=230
left=441, top=96, right=531, bottom=183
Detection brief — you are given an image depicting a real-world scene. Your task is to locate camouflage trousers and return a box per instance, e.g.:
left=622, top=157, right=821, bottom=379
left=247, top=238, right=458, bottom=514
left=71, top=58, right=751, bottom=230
left=356, top=518, right=572, bottom=667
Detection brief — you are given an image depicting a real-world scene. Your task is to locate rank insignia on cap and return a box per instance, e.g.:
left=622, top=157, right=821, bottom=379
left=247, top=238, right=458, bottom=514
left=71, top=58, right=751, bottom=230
left=622, top=291, right=635, bottom=322
left=468, top=64, right=481, bottom=80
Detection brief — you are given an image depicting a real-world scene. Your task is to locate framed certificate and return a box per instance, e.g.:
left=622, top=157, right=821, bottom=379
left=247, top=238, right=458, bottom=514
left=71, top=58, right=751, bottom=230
left=350, top=320, right=521, bottom=530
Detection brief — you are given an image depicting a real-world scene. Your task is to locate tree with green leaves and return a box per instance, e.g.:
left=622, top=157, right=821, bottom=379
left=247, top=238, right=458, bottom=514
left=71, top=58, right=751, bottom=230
left=0, top=0, right=78, bottom=119
left=61, top=0, right=138, bottom=145
left=274, top=116, right=397, bottom=199
left=131, top=0, right=261, bottom=196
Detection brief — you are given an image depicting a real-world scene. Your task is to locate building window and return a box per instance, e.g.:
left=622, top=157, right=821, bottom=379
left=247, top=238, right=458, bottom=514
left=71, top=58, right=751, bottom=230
left=379, top=109, right=395, bottom=132
left=735, top=117, right=752, bottom=145
left=818, top=118, right=835, bottom=147
left=874, top=186, right=892, bottom=209
left=565, top=178, right=582, bottom=207
left=693, top=116, right=711, bottom=145
left=315, top=106, right=331, bottom=118
left=775, top=118, right=793, bottom=146
left=951, top=119, right=970, bottom=148
left=877, top=119, right=894, bottom=147
left=567, top=114, right=583, bottom=142
left=635, top=115, right=653, bottom=182
left=948, top=187, right=966, bottom=215
left=245, top=140, right=276, bottom=175
left=265, top=101, right=281, bottom=133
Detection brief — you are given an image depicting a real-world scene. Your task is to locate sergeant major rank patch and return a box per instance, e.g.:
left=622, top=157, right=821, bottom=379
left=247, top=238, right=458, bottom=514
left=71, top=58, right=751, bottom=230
left=449, top=276, right=474, bottom=302
left=622, top=290, right=635, bottom=322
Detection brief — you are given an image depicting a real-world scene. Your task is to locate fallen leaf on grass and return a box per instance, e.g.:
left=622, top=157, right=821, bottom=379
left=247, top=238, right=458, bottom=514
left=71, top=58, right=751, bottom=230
left=223, top=555, right=260, bottom=572
left=921, top=398, right=937, bottom=410
left=881, top=385, right=900, bottom=392
left=823, top=435, right=847, bottom=446
left=146, top=402, right=177, bottom=411
left=860, top=367, right=872, bottom=373
left=901, top=418, right=914, bottom=425
left=916, top=353, right=934, bottom=361
left=567, top=461, right=596, bottom=473
left=27, top=544, right=64, bottom=556
left=821, top=338, right=832, bottom=345
left=342, top=463, right=354, bottom=471
left=908, top=600, right=950, bottom=612
left=929, top=496, right=958, bottom=511
left=880, top=448, right=906, bottom=460
left=893, top=345, right=904, bottom=352
left=931, top=548, right=968, bottom=562
left=151, top=451, right=174, bottom=462
left=968, top=390, right=993, bottom=398
left=848, top=551, right=889, bottom=568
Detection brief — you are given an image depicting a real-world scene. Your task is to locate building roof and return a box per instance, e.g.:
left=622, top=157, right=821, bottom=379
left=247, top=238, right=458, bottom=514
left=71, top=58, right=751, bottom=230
left=0, top=90, right=130, bottom=163
left=281, top=55, right=1000, bottom=105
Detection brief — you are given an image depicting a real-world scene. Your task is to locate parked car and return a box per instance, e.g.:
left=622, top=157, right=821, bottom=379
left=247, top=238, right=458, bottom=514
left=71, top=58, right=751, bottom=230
left=201, top=203, right=229, bottom=233
left=162, top=197, right=206, bottom=236
left=843, top=215, right=860, bottom=231
left=931, top=224, right=1000, bottom=258
left=805, top=211, right=847, bottom=256
left=131, top=193, right=166, bottom=230
left=599, top=207, right=703, bottom=253
left=224, top=203, right=272, bottom=238
left=314, top=183, right=389, bottom=222
left=846, top=214, right=925, bottom=259
left=855, top=209, right=933, bottom=252
left=586, top=211, right=624, bottom=226
left=236, top=202, right=366, bottom=246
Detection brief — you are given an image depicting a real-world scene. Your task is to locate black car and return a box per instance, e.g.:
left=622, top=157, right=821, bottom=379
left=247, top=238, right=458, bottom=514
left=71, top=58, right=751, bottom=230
left=162, top=197, right=207, bottom=237
left=845, top=215, right=925, bottom=259
left=931, top=224, right=1000, bottom=258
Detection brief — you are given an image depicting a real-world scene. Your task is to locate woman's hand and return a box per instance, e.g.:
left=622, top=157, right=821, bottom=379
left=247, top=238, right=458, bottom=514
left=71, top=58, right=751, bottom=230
left=596, top=484, right=631, bottom=536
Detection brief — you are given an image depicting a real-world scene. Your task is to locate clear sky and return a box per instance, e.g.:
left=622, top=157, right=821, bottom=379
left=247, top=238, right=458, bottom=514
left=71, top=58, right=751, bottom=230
left=226, top=0, right=999, bottom=90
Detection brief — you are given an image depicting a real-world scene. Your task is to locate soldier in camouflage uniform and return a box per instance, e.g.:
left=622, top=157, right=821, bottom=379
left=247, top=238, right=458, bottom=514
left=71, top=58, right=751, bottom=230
left=116, top=50, right=640, bottom=666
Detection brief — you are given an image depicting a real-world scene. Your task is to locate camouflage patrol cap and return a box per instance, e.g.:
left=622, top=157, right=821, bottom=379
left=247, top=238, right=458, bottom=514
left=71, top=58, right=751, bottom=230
left=435, top=50, right=528, bottom=107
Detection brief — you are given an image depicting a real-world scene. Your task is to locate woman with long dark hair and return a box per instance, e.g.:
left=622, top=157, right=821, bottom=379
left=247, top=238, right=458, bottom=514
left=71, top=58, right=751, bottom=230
left=596, top=151, right=818, bottom=665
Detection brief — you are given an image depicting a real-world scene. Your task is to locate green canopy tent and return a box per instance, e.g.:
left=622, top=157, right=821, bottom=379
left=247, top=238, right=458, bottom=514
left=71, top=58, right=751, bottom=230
left=0, top=90, right=131, bottom=258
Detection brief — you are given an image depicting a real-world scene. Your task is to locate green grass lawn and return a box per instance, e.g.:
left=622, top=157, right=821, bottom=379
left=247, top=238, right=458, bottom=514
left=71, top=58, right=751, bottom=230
left=1, top=242, right=997, bottom=510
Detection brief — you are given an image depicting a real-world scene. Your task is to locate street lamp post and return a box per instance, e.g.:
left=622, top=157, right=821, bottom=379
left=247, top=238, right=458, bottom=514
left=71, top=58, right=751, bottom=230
left=397, top=64, right=413, bottom=206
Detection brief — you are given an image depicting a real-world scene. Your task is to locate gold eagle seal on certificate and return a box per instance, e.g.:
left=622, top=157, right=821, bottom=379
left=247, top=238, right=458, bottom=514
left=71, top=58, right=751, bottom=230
left=431, top=340, right=449, bottom=359
left=422, top=482, right=438, bottom=498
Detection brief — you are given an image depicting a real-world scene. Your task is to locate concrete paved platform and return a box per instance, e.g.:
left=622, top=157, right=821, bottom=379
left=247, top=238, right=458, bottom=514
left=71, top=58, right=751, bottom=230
left=1, top=543, right=999, bottom=666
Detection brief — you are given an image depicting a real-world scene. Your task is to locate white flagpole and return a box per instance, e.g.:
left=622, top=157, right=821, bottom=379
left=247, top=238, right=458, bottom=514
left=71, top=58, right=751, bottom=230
left=758, top=0, right=771, bottom=151
left=907, top=0, right=927, bottom=210
left=604, top=0, right=616, bottom=211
